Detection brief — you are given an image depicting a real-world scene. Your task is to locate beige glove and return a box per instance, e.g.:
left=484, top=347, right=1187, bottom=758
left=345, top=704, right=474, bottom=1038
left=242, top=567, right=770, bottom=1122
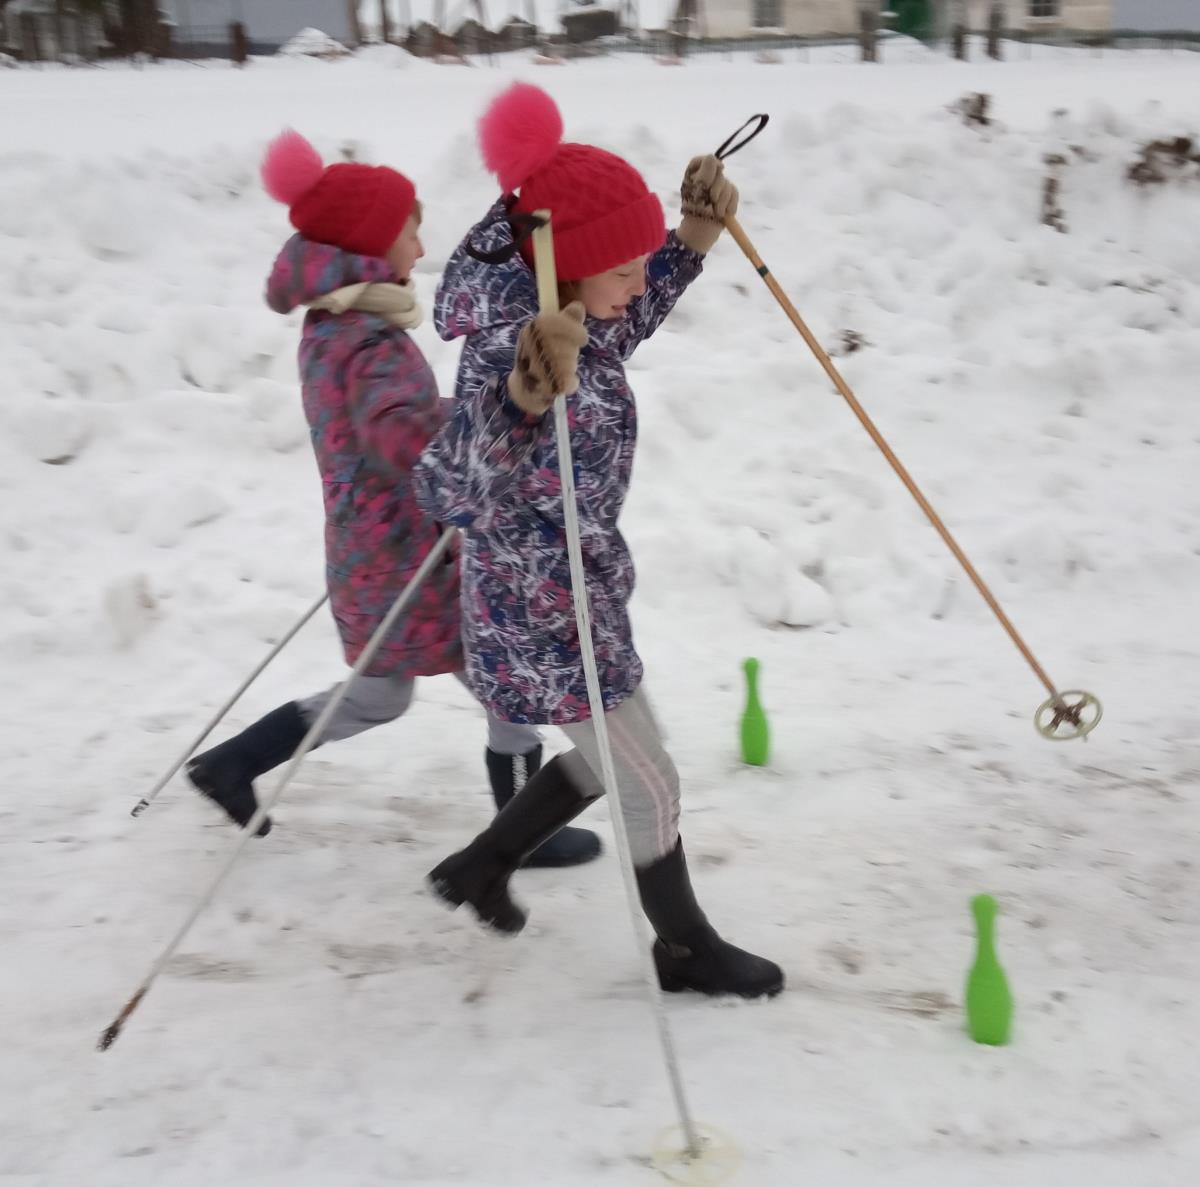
left=508, top=301, right=588, bottom=416
left=677, top=154, right=740, bottom=255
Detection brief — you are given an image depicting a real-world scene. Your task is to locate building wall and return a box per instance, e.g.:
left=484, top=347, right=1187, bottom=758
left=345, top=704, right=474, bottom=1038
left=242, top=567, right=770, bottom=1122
left=991, top=0, right=1112, bottom=31
left=703, top=0, right=1113, bottom=39
left=1114, top=0, right=1199, bottom=29
left=704, top=0, right=853, bottom=38
left=165, top=0, right=354, bottom=46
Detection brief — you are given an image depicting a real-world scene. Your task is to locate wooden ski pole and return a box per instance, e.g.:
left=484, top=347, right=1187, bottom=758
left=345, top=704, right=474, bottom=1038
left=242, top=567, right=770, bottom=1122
left=709, top=115, right=1099, bottom=739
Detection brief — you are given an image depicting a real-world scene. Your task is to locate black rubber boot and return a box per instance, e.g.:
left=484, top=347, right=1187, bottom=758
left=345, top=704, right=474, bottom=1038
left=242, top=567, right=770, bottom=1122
left=636, top=839, right=784, bottom=999
left=429, top=754, right=599, bottom=934
left=185, top=701, right=310, bottom=836
left=487, top=747, right=602, bottom=869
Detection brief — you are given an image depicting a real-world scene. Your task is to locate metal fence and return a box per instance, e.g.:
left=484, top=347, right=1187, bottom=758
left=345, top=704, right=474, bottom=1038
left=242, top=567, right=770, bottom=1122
left=1013, top=27, right=1200, bottom=52
left=163, top=22, right=1200, bottom=63
left=169, top=23, right=275, bottom=58
left=615, top=31, right=883, bottom=55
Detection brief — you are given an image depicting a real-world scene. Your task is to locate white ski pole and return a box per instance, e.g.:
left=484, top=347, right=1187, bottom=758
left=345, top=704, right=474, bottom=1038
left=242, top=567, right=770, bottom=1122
left=530, top=214, right=701, bottom=1159
left=130, top=592, right=330, bottom=819
left=99, top=527, right=456, bottom=1052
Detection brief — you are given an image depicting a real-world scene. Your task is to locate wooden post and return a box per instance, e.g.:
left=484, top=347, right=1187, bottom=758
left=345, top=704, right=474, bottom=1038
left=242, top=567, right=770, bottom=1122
left=345, top=0, right=362, bottom=46
left=986, top=0, right=1002, bottom=58
left=230, top=20, right=248, bottom=66
left=951, top=0, right=967, bottom=59
left=859, top=0, right=878, bottom=62
left=20, top=10, right=43, bottom=60
left=51, top=0, right=68, bottom=59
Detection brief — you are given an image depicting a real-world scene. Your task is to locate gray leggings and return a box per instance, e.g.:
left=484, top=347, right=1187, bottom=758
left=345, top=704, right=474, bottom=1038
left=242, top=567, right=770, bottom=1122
left=559, top=687, right=680, bottom=867
left=299, top=672, right=541, bottom=756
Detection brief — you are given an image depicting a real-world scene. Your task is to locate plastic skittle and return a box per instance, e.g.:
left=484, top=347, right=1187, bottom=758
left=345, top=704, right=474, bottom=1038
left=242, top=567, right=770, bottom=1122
left=965, top=894, right=1014, bottom=1046
left=739, top=658, right=769, bottom=766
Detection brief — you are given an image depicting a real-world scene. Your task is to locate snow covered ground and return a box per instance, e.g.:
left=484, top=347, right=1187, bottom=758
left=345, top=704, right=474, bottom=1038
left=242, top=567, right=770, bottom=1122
left=3, top=45, right=1200, bottom=1186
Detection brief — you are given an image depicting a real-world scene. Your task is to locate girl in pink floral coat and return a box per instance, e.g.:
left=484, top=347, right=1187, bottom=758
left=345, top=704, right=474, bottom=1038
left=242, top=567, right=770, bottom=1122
left=185, top=130, right=599, bottom=866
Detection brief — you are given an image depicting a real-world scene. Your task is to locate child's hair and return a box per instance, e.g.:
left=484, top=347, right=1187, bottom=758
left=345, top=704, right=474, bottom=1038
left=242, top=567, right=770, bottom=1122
left=558, top=280, right=582, bottom=307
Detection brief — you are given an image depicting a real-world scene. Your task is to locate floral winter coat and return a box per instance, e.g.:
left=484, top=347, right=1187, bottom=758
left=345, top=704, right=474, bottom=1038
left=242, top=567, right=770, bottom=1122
left=267, top=235, right=463, bottom=678
left=413, top=202, right=703, bottom=725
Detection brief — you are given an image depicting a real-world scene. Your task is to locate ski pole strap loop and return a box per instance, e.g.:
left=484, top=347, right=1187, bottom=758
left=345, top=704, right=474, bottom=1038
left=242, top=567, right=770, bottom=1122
left=464, top=209, right=548, bottom=265
left=715, top=113, right=769, bottom=161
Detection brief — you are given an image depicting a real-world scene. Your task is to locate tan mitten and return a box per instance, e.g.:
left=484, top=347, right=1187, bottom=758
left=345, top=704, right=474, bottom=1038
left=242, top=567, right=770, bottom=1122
left=677, top=154, right=740, bottom=255
left=508, top=301, right=588, bottom=416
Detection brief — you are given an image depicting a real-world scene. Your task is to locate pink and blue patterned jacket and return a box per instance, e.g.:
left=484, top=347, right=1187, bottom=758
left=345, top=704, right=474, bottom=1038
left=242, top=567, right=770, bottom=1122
left=267, top=235, right=463, bottom=679
left=413, top=202, right=703, bottom=724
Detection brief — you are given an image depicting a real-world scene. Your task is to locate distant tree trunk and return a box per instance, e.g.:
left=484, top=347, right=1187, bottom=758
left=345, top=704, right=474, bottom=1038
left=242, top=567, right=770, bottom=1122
left=152, top=9, right=171, bottom=58
left=345, top=0, right=363, bottom=46
left=20, top=11, right=43, bottom=59
left=951, top=0, right=967, bottom=60
left=379, top=0, right=392, bottom=43
left=75, top=0, right=105, bottom=59
left=859, top=0, right=878, bottom=62
left=117, top=0, right=157, bottom=56
left=69, top=6, right=90, bottom=58
left=134, top=0, right=149, bottom=55
left=670, top=0, right=693, bottom=57
left=473, top=0, right=494, bottom=55
left=51, top=0, right=68, bottom=59
left=986, top=0, right=1003, bottom=58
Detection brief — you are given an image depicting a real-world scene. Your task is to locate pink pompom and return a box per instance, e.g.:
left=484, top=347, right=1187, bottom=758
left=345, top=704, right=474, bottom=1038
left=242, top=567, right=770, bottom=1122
left=478, top=83, right=563, bottom=193
left=261, top=129, right=324, bottom=206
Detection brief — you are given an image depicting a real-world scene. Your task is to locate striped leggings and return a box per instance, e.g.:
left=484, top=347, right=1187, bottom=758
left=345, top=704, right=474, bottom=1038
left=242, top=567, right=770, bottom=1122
left=299, top=672, right=541, bottom=756
left=558, top=686, right=680, bottom=867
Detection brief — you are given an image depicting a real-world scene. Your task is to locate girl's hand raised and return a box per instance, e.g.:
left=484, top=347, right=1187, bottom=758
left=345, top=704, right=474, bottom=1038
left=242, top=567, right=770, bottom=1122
left=678, top=154, right=739, bottom=255
left=508, top=301, right=588, bottom=416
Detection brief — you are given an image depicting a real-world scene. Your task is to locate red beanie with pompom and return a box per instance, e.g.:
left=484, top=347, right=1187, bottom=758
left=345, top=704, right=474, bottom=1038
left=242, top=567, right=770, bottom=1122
left=478, top=84, right=665, bottom=282
left=261, top=129, right=416, bottom=259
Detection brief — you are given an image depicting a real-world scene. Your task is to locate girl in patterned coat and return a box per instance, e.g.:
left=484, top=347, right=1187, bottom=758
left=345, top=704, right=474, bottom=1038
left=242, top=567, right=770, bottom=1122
left=415, top=86, right=783, bottom=998
left=186, top=129, right=599, bottom=866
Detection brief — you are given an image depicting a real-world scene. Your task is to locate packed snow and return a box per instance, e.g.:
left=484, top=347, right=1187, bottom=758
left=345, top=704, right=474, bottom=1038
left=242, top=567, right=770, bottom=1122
left=3, top=44, right=1200, bottom=1187
left=277, top=27, right=351, bottom=58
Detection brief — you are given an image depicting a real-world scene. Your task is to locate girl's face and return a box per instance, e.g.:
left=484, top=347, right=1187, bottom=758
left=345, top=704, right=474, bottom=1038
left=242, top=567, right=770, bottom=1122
left=577, top=255, right=649, bottom=320
left=386, top=213, right=424, bottom=281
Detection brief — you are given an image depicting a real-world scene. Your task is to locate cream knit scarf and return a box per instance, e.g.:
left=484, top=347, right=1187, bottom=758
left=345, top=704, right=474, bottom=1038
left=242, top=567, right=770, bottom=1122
left=307, top=281, right=423, bottom=330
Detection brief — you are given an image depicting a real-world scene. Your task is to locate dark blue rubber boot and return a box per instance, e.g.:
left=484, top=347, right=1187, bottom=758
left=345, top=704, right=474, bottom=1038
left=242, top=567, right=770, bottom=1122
left=487, top=746, right=601, bottom=868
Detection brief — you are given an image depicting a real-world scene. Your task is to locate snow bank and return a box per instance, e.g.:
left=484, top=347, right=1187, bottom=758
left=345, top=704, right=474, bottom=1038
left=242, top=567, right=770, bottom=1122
left=4, top=51, right=1200, bottom=1187
left=278, top=27, right=350, bottom=58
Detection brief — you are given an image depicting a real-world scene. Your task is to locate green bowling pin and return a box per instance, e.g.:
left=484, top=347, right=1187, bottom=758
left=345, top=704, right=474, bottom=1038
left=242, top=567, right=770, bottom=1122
left=739, top=658, right=770, bottom=767
left=965, top=894, right=1013, bottom=1046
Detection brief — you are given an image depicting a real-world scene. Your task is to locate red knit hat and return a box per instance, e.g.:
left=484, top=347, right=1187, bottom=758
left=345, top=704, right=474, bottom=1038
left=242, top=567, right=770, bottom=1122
left=478, top=84, right=665, bottom=281
left=261, top=130, right=417, bottom=259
